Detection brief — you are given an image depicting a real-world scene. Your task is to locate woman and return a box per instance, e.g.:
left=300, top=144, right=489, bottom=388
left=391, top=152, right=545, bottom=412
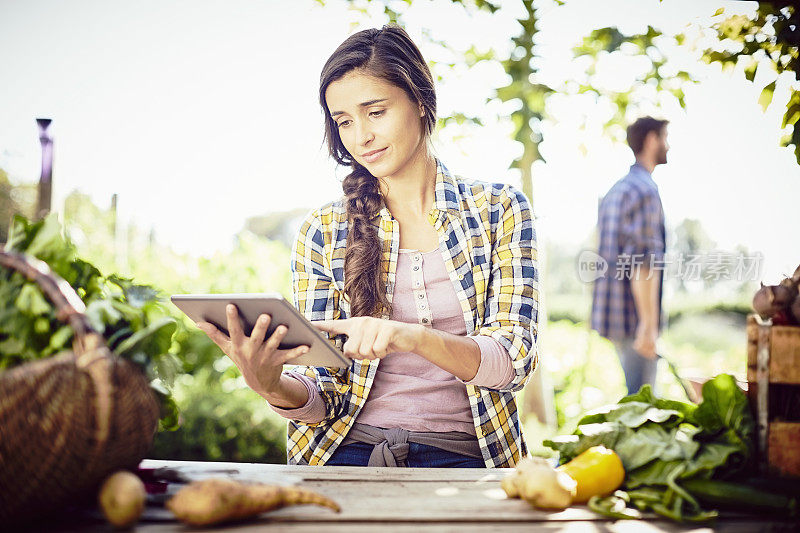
left=198, top=23, right=538, bottom=468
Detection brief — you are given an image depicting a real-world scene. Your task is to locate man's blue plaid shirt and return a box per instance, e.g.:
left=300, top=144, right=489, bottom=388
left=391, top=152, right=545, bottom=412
left=591, top=162, right=666, bottom=341
left=282, top=157, right=538, bottom=468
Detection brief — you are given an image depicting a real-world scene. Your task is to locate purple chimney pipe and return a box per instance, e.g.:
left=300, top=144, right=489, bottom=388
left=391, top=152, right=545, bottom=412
left=36, top=118, right=53, bottom=219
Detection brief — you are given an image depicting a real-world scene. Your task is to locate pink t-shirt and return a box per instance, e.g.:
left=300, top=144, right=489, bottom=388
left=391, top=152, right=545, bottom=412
left=269, top=247, right=515, bottom=433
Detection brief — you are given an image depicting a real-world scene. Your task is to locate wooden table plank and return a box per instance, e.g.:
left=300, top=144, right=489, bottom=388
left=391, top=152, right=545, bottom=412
left=141, top=460, right=603, bottom=522
left=48, top=516, right=799, bottom=532
left=140, top=460, right=596, bottom=523
left=41, top=460, right=797, bottom=532
left=140, top=460, right=506, bottom=482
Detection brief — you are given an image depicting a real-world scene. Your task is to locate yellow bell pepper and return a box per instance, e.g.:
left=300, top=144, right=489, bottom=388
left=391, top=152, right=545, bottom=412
left=556, top=445, right=625, bottom=504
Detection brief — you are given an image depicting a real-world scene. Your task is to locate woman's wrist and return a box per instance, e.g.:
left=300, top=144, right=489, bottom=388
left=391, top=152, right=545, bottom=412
left=408, top=322, right=429, bottom=353
left=412, top=325, right=481, bottom=382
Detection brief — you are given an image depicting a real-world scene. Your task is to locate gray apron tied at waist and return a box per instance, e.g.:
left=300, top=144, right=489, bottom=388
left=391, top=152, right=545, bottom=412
left=339, top=421, right=483, bottom=467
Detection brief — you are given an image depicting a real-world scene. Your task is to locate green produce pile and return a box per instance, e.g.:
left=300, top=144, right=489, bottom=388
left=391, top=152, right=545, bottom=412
left=545, top=374, right=798, bottom=522
left=0, top=213, right=179, bottom=429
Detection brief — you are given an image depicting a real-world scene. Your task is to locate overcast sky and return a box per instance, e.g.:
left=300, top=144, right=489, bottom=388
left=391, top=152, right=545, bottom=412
left=1, top=0, right=798, bottom=281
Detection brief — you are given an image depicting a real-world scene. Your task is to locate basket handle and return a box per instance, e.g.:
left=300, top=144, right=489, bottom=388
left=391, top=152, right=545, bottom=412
left=0, top=249, right=103, bottom=355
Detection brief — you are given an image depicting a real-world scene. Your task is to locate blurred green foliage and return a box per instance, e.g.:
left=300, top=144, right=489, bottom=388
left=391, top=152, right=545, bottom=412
left=58, top=190, right=296, bottom=463
left=1, top=168, right=36, bottom=243
left=152, top=366, right=287, bottom=463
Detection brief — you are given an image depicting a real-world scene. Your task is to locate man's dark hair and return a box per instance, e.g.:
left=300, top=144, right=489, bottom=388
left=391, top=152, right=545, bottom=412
left=626, top=116, right=669, bottom=155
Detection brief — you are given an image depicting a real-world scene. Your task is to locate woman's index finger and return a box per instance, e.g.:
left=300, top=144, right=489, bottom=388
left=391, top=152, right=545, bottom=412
left=311, top=319, right=349, bottom=335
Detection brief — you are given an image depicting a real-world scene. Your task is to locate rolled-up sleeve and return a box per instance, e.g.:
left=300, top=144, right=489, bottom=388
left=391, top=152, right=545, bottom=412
left=457, top=335, right=516, bottom=389
left=282, top=209, right=351, bottom=428
left=268, top=372, right=326, bottom=424
left=469, top=185, right=538, bottom=394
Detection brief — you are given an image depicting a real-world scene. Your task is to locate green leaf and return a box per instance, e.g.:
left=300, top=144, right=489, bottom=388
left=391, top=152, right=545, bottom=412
left=84, top=299, right=123, bottom=334
left=588, top=492, right=643, bottom=519
left=617, top=385, right=698, bottom=423
left=606, top=402, right=685, bottom=428
left=154, top=352, right=181, bottom=389
left=15, top=284, right=52, bottom=317
left=106, top=326, right=133, bottom=351
left=69, top=258, right=104, bottom=295
left=627, top=459, right=686, bottom=488
left=114, top=317, right=177, bottom=358
left=781, top=91, right=800, bottom=128
left=154, top=389, right=180, bottom=431
left=33, top=316, right=50, bottom=334
left=125, top=284, right=161, bottom=308
left=682, top=441, right=741, bottom=479
left=544, top=422, right=624, bottom=462
left=613, top=425, right=670, bottom=470
left=694, top=374, right=753, bottom=436
left=713, top=7, right=725, bottom=17
left=48, top=325, right=74, bottom=353
left=661, top=423, right=701, bottom=462
left=4, top=214, right=39, bottom=252
left=758, top=80, right=776, bottom=111
left=24, top=212, right=63, bottom=258
left=627, top=486, right=667, bottom=506
left=0, top=336, right=26, bottom=357
left=744, top=59, right=758, bottom=82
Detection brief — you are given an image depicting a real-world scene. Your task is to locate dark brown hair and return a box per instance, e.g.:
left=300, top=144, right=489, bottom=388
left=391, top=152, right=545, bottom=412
left=318, top=23, right=437, bottom=317
left=626, top=116, right=669, bottom=155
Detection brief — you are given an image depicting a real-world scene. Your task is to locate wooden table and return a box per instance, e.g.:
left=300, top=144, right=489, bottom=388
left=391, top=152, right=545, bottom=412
left=46, top=459, right=797, bottom=532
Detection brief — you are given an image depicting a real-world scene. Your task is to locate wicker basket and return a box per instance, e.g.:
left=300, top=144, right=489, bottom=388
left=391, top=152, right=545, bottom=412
left=0, top=250, right=160, bottom=523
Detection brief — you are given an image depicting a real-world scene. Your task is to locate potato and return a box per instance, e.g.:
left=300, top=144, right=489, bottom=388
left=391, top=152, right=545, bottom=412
left=98, top=470, right=146, bottom=528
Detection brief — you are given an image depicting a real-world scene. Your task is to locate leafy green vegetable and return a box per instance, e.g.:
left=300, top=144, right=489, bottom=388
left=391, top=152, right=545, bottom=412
left=545, top=374, right=758, bottom=523
left=0, top=212, right=178, bottom=428
left=588, top=491, right=643, bottom=519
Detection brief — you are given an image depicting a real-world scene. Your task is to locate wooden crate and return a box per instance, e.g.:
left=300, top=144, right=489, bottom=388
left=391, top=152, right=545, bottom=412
left=746, top=314, right=800, bottom=478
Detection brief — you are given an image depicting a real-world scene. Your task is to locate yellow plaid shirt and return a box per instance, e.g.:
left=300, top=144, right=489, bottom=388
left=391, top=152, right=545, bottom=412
left=284, top=156, right=539, bottom=468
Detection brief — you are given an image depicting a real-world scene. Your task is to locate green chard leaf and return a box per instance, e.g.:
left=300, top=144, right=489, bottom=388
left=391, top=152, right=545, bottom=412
left=605, top=402, right=685, bottom=428
left=114, top=317, right=177, bottom=359
left=544, top=421, right=624, bottom=463
left=694, top=374, right=753, bottom=437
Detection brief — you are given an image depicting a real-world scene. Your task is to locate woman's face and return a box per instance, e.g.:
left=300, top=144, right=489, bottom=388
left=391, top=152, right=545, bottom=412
left=325, top=69, right=426, bottom=177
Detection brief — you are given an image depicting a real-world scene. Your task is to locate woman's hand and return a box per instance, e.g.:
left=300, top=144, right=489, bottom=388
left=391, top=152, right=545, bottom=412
left=196, top=304, right=310, bottom=395
left=312, top=317, right=425, bottom=360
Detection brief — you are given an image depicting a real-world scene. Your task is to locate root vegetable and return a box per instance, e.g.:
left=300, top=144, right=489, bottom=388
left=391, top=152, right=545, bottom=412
left=753, top=283, right=790, bottom=321
left=751, top=262, right=800, bottom=324
left=166, top=478, right=340, bottom=526
left=752, top=268, right=800, bottom=325
left=97, top=471, right=146, bottom=529
left=501, top=456, right=576, bottom=510
left=776, top=279, right=798, bottom=305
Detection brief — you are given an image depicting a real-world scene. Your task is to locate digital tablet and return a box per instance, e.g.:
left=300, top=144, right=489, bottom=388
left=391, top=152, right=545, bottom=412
left=170, top=293, right=350, bottom=368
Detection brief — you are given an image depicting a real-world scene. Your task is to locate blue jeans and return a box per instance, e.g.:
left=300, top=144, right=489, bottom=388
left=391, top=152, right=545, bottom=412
left=613, top=337, right=658, bottom=396
left=325, top=441, right=486, bottom=468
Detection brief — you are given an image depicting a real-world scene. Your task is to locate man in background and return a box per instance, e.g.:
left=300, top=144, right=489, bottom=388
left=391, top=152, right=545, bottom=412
left=591, top=116, right=668, bottom=396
